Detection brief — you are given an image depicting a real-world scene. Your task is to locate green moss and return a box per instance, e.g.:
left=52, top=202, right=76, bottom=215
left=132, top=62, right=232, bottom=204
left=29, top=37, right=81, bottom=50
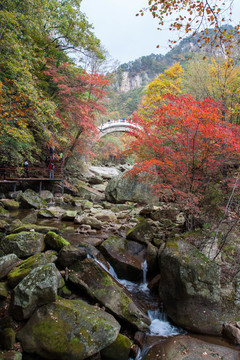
left=45, top=231, right=70, bottom=251
left=7, top=253, right=47, bottom=287
left=101, top=333, right=131, bottom=360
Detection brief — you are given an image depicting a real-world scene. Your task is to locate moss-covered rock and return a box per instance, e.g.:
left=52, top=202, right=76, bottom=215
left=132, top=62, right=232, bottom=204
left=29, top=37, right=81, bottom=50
left=17, top=298, right=120, bottom=360
left=159, top=239, right=221, bottom=335
left=37, top=209, right=55, bottom=218
left=126, top=220, right=154, bottom=244
left=100, top=333, right=132, bottom=360
left=7, top=253, right=54, bottom=288
left=0, top=232, right=45, bottom=258
left=0, top=199, right=19, bottom=211
left=45, top=231, right=70, bottom=251
left=19, top=189, right=47, bottom=209
left=68, top=258, right=150, bottom=331
left=12, top=263, right=60, bottom=320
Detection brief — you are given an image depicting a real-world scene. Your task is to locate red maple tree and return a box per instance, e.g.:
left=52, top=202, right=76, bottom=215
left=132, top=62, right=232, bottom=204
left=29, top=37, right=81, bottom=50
left=128, top=94, right=240, bottom=212
left=44, top=59, right=109, bottom=163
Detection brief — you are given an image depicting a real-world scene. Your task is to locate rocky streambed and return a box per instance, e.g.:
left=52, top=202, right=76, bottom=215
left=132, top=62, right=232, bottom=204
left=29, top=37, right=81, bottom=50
left=0, top=168, right=240, bottom=360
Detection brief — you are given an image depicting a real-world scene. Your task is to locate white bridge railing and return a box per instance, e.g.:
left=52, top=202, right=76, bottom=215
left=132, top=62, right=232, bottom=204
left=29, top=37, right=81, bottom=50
left=97, top=119, right=142, bottom=138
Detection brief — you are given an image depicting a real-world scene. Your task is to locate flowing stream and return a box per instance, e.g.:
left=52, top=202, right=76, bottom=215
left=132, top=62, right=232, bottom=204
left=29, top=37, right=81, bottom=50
left=92, top=256, right=185, bottom=359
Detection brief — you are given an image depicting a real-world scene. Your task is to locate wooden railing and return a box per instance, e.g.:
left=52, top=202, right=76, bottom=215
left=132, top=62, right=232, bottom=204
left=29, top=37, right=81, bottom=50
left=0, top=165, right=64, bottom=181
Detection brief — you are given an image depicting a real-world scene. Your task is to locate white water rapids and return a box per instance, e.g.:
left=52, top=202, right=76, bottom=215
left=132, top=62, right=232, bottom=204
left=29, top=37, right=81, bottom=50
left=92, top=257, right=184, bottom=339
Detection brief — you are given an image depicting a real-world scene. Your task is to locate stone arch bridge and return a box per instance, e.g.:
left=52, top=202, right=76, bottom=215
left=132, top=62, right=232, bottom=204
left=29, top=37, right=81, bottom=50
left=97, top=119, right=142, bottom=139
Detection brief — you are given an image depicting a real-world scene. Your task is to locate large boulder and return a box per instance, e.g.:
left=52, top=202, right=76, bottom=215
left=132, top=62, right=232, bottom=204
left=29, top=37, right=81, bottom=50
left=159, top=239, right=221, bottom=335
left=105, top=171, right=159, bottom=205
left=7, top=252, right=56, bottom=288
left=0, top=232, right=45, bottom=258
left=100, top=236, right=146, bottom=281
left=0, top=254, right=20, bottom=280
left=89, top=166, right=120, bottom=180
left=142, top=335, right=240, bottom=360
left=68, top=258, right=150, bottom=331
left=11, top=263, right=60, bottom=320
left=19, top=189, right=47, bottom=209
left=17, top=298, right=120, bottom=360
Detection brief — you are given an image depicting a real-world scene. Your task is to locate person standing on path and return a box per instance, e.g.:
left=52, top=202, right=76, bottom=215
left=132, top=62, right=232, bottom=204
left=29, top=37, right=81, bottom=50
left=49, top=162, right=55, bottom=179
left=23, top=160, right=29, bottom=177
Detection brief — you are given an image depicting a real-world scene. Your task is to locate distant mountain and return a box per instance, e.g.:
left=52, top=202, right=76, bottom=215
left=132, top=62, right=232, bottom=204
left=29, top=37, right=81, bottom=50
left=106, top=26, right=240, bottom=118
left=113, top=25, right=240, bottom=94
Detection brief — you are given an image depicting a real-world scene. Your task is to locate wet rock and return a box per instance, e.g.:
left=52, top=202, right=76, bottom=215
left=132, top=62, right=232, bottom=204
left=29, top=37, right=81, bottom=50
left=127, top=220, right=154, bottom=244
left=57, top=245, right=87, bottom=268
left=17, top=298, right=120, bottom=360
left=0, top=232, right=45, bottom=258
left=45, top=231, right=70, bottom=251
left=19, top=189, right=47, bottom=209
left=11, top=263, right=60, bottom=320
left=100, top=236, right=146, bottom=281
left=7, top=252, right=56, bottom=288
left=68, top=258, right=150, bottom=331
left=159, top=239, right=222, bottom=335
left=142, top=334, right=240, bottom=360
left=0, top=254, right=20, bottom=280
left=0, top=199, right=19, bottom=211
left=100, top=333, right=132, bottom=360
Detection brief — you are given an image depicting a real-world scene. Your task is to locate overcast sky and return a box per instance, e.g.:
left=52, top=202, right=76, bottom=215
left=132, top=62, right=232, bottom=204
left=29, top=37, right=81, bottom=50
left=81, top=0, right=240, bottom=65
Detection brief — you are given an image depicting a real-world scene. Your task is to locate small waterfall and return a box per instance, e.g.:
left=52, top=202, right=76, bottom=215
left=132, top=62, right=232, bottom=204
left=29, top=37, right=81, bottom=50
left=148, top=309, right=185, bottom=337
left=139, top=259, right=149, bottom=292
